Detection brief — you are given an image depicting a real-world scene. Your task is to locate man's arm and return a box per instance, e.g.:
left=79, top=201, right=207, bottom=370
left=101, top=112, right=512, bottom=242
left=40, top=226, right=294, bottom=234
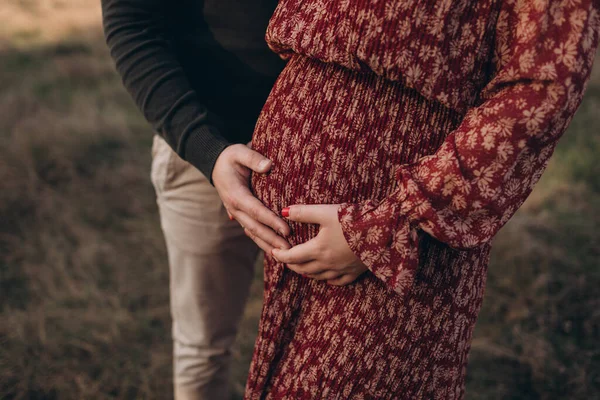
left=101, top=0, right=228, bottom=182
left=101, top=0, right=291, bottom=250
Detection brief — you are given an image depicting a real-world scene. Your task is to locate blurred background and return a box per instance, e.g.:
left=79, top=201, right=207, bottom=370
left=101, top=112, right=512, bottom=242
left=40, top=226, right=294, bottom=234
left=0, top=0, right=598, bottom=399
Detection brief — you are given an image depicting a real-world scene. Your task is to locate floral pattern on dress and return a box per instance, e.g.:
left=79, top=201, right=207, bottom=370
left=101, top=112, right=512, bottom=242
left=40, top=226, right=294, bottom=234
left=243, top=0, right=600, bottom=398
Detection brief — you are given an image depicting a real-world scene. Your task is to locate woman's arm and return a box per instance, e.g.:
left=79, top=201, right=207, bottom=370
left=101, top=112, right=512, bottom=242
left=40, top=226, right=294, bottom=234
left=337, top=0, right=599, bottom=293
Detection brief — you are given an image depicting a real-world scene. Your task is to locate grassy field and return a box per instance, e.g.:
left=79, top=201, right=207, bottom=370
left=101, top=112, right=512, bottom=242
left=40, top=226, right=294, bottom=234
left=0, top=1, right=599, bottom=399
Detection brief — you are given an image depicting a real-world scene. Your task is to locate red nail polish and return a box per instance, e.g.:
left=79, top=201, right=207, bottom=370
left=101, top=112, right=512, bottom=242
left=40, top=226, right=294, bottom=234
left=281, top=207, right=290, bottom=217
left=229, top=214, right=234, bottom=221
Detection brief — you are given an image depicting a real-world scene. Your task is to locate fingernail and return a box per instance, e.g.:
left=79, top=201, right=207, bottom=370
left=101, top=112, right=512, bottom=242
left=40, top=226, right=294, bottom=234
left=258, top=159, right=271, bottom=170
left=281, top=207, right=290, bottom=217
left=229, top=214, right=234, bottom=221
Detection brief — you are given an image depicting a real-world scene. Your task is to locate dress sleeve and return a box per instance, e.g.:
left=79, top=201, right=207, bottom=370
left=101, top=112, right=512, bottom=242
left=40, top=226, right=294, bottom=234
left=337, top=0, right=600, bottom=294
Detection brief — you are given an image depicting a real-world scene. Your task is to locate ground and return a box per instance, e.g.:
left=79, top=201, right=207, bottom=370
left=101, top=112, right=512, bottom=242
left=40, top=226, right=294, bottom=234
left=0, top=1, right=599, bottom=399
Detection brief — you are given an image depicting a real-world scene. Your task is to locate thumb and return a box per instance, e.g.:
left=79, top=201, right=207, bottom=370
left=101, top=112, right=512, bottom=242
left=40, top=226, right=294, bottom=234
left=236, top=146, right=272, bottom=173
left=283, top=204, right=335, bottom=224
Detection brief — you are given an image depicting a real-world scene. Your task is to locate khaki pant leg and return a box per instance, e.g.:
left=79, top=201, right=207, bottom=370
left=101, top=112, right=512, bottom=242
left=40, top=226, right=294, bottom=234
left=150, top=135, right=259, bottom=400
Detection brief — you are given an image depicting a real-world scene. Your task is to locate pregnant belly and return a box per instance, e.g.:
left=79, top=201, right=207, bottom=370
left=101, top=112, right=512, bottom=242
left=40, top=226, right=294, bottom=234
left=251, top=55, right=461, bottom=246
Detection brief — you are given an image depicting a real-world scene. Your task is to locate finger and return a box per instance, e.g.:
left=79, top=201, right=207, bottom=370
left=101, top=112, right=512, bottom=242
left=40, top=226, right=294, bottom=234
left=284, top=263, right=308, bottom=277
left=237, top=193, right=291, bottom=237
left=285, top=262, right=330, bottom=279
left=271, top=239, right=320, bottom=264
left=243, top=227, right=274, bottom=254
left=287, top=261, right=330, bottom=276
left=307, top=270, right=344, bottom=281
left=235, top=146, right=272, bottom=174
left=327, top=274, right=358, bottom=287
left=235, top=210, right=291, bottom=250
left=283, top=204, right=334, bottom=224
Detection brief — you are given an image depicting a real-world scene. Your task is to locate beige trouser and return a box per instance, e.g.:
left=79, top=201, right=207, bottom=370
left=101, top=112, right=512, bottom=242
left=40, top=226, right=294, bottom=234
left=150, top=135, right=259, bottom=400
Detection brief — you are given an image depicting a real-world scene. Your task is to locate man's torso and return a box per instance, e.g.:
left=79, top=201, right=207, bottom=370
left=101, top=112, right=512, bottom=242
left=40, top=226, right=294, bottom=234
left=165, top=0, right=286, bottom=141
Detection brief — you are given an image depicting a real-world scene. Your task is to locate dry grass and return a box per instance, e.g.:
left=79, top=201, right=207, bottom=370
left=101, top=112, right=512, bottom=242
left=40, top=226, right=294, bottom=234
left=0, top=2, right=265, bottom=399
left=0, top=1, right=599, bottom=399
left=466, top=65, right=600, bottom=399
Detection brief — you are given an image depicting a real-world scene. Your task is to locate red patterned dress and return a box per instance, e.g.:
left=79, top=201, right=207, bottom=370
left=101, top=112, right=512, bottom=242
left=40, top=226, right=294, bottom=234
left=247, top=1, right=599, bottom=398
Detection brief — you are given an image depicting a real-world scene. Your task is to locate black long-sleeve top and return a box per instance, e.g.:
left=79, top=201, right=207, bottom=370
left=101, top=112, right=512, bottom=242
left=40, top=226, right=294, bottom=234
left=101, top=0, right=285, bottom=183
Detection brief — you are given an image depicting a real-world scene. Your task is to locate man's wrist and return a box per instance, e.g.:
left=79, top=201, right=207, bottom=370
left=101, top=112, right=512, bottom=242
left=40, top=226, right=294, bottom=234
left=182, top=125, right=232, bottom=186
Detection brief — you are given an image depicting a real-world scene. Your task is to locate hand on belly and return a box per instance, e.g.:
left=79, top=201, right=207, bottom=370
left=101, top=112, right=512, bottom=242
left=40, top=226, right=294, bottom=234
left=212, top=143, right=292, bottom=253
left=271, top=204, right=368, bottom=286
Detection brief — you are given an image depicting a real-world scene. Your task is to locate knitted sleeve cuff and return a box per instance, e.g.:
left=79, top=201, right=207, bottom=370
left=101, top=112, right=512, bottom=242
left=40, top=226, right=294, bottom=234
left=181, top=124, right=232, bottom=186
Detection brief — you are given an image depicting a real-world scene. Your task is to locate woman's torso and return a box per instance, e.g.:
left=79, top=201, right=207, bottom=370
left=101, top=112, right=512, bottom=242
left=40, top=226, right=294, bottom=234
left=251, top=54, right=463, bottom=247
left=264, top=0, right=503, bottom=114
left=248, top=56, right=492, bottom=398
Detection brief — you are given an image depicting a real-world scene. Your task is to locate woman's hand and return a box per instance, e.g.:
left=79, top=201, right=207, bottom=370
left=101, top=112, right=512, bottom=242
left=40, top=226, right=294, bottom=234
left=212, top=143, right=291, bottom=253
left=271, top=204, right=368, bottom=286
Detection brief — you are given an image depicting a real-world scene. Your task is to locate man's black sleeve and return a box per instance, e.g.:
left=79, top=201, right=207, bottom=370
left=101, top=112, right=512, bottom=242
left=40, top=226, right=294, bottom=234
left=101, top=0, right=229, bottom=184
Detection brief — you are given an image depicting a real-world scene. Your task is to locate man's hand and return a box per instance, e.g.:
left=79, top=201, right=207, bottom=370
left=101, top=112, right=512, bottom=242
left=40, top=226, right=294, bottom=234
left=271, top=204, right=368, bottom=286
left=212, top=143, right=291, bottom=253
